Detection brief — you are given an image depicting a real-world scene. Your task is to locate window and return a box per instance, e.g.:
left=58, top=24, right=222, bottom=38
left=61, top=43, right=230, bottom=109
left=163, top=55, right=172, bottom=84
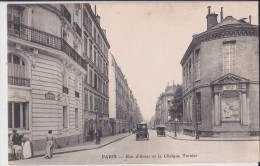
left=61, top=4, right=71, bottom=24
left=94, top=73, right=98, bottom=90
left=83, top=10, right=88, bottom=29
left=75, top=77, right=79, bottom=98
left=84, top=37, right=88, bottom=55
left=195, top=92, right=202, bottom=122
left=194, top=49, right=201, bottom=81
left=84, top=92, right=88, bottom=110
left=89, top=69, right=93, bottom=86
left=8, top=102, right=29, bottom=129
left=8, top=54, right=29, bottom=87
left=223, top=41, right=236, bottom=74
left=8, top=54, right=25, bottom=77
left=8, top=5, right=23, bottom=35
left=90, top=93, right=93, bottom=111
left=63, top=106, right=68, bottom=128
left=94, top=50, right=97, bottom=65
left=89, top=43, right=93, bottom=60
left=75, top=108, right=78, bottom=128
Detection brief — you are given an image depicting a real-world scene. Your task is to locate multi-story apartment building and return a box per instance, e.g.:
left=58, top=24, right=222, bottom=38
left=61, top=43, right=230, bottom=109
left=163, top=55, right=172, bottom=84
left=109, top=53, right=141, bottom=134
left=181, top=7, right=259, bottom=137
left=154, top=82, right=177, bottom=125
left=82, top=4, right=110, bottom=138
left=7, top=4, right=88, bottom=151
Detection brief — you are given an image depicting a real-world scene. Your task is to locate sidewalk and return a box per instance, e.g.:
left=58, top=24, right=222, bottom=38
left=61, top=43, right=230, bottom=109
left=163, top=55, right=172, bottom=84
left=33, top=133, right=131, bottom=158
left=166, top=131, right=260, bottom=141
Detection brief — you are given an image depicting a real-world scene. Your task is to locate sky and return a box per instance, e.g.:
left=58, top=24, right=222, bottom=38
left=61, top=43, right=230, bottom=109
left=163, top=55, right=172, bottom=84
left=90, top=1, right=258, bottom=122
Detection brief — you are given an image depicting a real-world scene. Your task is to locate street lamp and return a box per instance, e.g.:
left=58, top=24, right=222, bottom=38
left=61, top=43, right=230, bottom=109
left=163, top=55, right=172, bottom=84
left=95, top=106, right=101, bottom=144
left=174, top=117, right=178, bottom=137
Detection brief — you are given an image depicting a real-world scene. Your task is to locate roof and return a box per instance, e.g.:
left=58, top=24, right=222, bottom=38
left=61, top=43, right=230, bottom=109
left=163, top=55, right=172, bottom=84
left=211, top=16, right=250, bottom=30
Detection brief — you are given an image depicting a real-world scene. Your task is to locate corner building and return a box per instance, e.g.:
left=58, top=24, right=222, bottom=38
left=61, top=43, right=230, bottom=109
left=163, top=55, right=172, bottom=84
left=181, top=7, right=259, bottom=137
left=8, top=4, right=87, bottom=151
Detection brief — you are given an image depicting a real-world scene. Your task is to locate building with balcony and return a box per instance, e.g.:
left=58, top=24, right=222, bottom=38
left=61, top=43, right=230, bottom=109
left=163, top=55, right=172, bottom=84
left=81, top=4, right=110, bottom=138
left=109, top=53, right=141, bottom=134
left=181, top=7, right=259, bottom=137
left=8, top=4, right=88, bottom=151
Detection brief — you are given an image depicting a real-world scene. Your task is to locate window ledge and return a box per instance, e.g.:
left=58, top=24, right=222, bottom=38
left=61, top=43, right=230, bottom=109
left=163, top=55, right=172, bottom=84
left=8, top=85, right=32, bottom=90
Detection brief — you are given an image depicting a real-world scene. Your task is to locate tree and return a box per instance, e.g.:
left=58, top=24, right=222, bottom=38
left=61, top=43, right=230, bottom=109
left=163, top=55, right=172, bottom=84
left=170, top=84, right=183, bottom=121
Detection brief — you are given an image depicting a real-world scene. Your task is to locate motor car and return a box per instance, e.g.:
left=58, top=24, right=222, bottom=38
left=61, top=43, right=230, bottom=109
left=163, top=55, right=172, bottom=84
left=136, top=122, right=149, bottom=141
left=156, top=125, right=166, bottom=137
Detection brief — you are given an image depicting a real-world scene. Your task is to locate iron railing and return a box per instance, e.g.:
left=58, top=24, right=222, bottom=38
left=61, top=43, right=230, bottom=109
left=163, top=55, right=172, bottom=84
left=8, top=20, right=87, bottom=70
left=8, top=76, right=30, bottom=87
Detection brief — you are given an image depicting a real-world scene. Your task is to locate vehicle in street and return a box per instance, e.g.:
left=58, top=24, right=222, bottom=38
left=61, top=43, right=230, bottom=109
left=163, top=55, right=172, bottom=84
left=136, top=122, right=149, bottom=141
left=156, top=125, right=166, bottom=137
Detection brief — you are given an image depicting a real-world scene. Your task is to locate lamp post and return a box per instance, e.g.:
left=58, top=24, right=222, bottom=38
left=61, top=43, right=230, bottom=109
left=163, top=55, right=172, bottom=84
left=95, top=106, right=100, bottom=144
left=174, top=117, right=178, bottom=137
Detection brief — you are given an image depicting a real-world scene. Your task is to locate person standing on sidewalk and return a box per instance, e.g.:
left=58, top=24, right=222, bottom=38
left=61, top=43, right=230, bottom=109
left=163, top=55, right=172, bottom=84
left=89, top=129, right=94, bottom=142
left=44, top=130, right=55, bottom=159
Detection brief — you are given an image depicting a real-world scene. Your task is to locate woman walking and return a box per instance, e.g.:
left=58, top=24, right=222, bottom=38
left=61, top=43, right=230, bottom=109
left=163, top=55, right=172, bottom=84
left=45, top=130, right=55, bottom=159
left=21, top=136, right=33, bottom=159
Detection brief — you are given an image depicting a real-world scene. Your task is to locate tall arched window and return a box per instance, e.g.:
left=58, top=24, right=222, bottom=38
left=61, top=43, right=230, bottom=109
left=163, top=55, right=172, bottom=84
left=8, top=54, right=29, bottom=87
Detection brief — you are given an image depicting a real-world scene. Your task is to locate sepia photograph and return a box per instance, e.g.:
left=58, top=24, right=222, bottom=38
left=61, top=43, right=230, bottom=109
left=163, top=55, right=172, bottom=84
left=0, top=1, right=259, bottom=166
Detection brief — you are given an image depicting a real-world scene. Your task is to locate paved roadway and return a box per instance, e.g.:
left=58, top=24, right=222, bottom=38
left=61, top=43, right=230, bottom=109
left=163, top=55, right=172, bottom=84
left=9, top=130, right=259, bottom=165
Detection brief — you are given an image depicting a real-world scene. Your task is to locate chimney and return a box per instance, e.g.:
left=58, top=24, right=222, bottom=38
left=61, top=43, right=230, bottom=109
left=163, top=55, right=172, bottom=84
left=220, top=7, right=223, bottom=21
left=94, top=5, right=96, bottom=16
left=96, top=15, right=100, bottom=24
left=172, top=80, right=175, bottom=85
left=206, top=6, right=218, bottom=30
left=249, top=15, right=251, bottom=24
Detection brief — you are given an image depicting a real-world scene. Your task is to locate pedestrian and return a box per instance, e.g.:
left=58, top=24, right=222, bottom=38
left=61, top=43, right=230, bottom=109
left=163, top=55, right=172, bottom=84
left=44, top=130, right=55, bottom=159
left=10, top=130, right=23, bottom=160
left=21, top=136, right=33, bottom=159
left=89, top=129, right=94, bottom=142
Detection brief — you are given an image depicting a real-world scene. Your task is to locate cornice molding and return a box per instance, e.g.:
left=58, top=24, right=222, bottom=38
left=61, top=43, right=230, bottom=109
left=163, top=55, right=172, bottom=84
left=181, top=25, right=259, bottom=65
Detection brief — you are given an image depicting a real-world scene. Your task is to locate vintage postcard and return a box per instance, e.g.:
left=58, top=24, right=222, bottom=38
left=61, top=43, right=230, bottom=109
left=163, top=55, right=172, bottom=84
left=1, top=1, right=259, bottom=166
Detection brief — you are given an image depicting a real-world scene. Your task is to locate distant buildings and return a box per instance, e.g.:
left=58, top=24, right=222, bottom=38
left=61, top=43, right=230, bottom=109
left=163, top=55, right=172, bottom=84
left=154, top=82, right=177, bottom=125
left=109, top=53, right=142, bottom=134
left=180, top=7, right=259, bottom=137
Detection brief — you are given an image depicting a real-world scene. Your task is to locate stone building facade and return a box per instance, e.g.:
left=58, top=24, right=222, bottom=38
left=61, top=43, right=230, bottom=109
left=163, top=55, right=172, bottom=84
left=154, top=82, right=177, bottom=125
left=181, top=7, right=259, bottom=137
left=108, top=53, right=142, bottom=134
left=82, top=4, right=110, bottom=138
left=8, top=4, right=87, bottom=150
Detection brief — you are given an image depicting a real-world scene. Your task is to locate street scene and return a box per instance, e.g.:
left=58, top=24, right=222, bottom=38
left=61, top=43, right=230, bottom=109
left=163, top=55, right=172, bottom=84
left=9, top=130, right=259, bottom=165
left=2, top=1, right=259, bottom=165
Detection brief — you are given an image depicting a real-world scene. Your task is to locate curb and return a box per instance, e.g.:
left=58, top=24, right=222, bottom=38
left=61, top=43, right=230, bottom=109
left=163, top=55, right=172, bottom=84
left=166, top=134, right=260, bottom=141
left=33, top=134, right=132, bottom=158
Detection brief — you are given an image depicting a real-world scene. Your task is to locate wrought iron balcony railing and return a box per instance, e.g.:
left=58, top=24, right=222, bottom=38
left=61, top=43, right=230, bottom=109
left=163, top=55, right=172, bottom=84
left=8, top=20, right=87, bottom=70
left=8, top=76, right=30, bottom=87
